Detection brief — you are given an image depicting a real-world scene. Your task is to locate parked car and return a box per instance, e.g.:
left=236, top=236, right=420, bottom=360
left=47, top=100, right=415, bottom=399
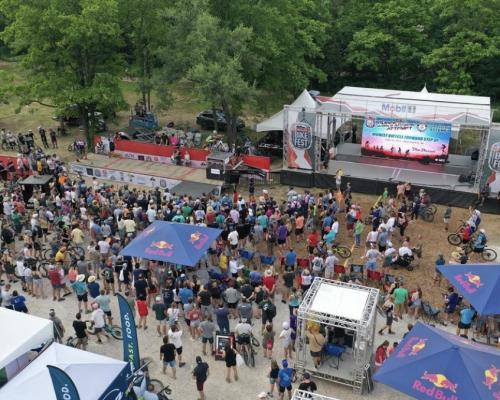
left=53, top=111, right=107, bottom=132
left=196, top=110, right=245, bottom=131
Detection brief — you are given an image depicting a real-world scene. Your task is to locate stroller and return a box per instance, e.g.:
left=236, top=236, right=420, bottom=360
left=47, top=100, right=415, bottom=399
left=392, top=254, right=416, bottom=271
left=421, top=301, right=441, bottom=324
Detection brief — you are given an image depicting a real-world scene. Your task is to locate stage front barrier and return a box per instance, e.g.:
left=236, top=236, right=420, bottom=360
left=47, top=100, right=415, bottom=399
left=292, top=389, right=342, bottom=400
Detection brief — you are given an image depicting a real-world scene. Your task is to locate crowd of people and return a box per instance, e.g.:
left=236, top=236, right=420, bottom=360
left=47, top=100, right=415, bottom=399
left=0, top=133, right=494, bottom=399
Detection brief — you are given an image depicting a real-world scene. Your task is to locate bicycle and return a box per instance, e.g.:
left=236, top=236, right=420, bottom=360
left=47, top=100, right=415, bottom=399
left=43, top=244, right=85, bottom=261
left=65, top=336, right=79, bottom=348
left=123, top=359, right=166, bottom=400
left=239, top=334, right=260, bottom=367
left=85, top=320, right=123, bottom=340
left=460, top=242, right=497, bottom=262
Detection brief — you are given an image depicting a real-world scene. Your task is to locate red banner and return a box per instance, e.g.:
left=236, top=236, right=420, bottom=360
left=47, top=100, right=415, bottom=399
left=242, top=155, right=271, bottom=172
left=0, top=156, right=25, bottom=179
left=114, top=139, right=209, bottom=161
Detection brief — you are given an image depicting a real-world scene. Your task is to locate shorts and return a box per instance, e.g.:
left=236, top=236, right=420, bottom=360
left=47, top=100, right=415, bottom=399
left=196, top=381, right=205, bottom=391
left=308, top=246, right=315, bottom=255
left=77, top=337, right=88, bottom=346
left=279, top=385, right=292, bottom=393
left=458, top=322, right=471, bottom=329
left=310, top=350, right=321, bottom=358
left=163, top=360, right=176, bottom=368
left=237, top=335, right=250, bottom=345
left=104, top=311, right=112, bottom=317
left=191, top=320, right=201, bottom=328
left=157, top=318, right=167, bottom=326
left=231, top=244, right=238, bottom=250
left=269, top=378, right=277, bottom=385
left=77, top=293, right=88, bottom=302
left=366, top=260, right=377, bottom=271
left=25, top=277, right=33, bottom=284
left=278, top=239, right=286, bottom=245
left=227, top=302, right=238, bottom=309
left=386, top=316, right=393, bottom=326
left=346, top=223, right=354, bottom=230
left=94, top=327, right=103, bottom=333
left=295, top=228, right=303, bottom=236
left=52, top=284, right=64, bottom=289
left=184, top=318, right=191, bottom=326
left=176, top=347, right=183, bottom=355
left=202, top=337, right=214, bottom=344
left=443, top=218, right=450, bottom=224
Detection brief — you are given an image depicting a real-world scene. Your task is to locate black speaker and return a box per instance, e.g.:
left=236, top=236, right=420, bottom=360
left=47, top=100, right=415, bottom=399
left=470, top=150, right=479, bottom=161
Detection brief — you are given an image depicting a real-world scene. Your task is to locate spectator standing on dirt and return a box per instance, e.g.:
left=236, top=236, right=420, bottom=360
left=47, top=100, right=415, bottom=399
left=49, top=129, right=57, bottom=149
left=277, top=359, right=293, bottom=400
left=192, top=356, right=209, bottom=400
left=393, top=283, right=408, bottom=319
left=49, top=309, right=65, bottom=343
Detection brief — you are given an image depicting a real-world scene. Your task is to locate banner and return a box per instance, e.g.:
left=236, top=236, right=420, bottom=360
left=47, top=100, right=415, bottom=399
left=361, top=117, right=452, bottom=163
left=47, top=365, right=80, bottom=400
left=70, top=163, right=181, bottom=190
left=117, top=294, right=140, bottom=373
left=482, top=125, right=500, bottom=194
left=287, top=111, right=317, bottom=170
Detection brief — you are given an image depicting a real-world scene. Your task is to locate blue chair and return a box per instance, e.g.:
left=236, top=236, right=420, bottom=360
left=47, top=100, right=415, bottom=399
left=323, top=343, right=346, bottom=369
left=239, top=249, right=254, bottom=261
left=260, top=255, right=276, bottom=267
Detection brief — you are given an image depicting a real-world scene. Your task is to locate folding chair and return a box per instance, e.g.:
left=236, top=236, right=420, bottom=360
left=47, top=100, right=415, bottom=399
left=350, top=264, right=364, bottom=281
left=260, top=255, right=276, bottom=268
left=238, top=249, right=254, bottom=261
left=323, top=342, right=346, bottom=369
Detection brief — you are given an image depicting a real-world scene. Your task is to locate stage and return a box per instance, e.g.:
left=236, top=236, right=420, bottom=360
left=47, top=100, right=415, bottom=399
left=281, top=143, right=500, bottom=213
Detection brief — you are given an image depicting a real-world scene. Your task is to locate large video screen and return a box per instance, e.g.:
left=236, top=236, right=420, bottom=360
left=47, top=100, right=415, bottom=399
left=361, top=117, right=452, bottom=163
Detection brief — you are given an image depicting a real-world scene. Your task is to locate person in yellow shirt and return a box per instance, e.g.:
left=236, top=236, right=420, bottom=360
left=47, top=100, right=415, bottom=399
left=306, top=325, right=325, bottom=368
left=71, top=225, right=84, bottom=245
left=54, top=247, right=67, bottom=264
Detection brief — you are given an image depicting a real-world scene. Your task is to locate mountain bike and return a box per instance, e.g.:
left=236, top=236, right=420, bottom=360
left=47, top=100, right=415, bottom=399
left=239, top=334, right=260, bottom=367
left=85, top=320, right=123, bottom=340
left=460, top=242, right=497, bottom=262
left=43, top=244, right=85, bottom=261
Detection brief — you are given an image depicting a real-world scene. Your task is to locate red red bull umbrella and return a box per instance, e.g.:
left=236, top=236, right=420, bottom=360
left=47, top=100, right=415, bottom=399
left=120, top=221, right=222, bottom=267
left=374, top=322, right=500, bottom=400
left=437, top=263, right=500, bottom=315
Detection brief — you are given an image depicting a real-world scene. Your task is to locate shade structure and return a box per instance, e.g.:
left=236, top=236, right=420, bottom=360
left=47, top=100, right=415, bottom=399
left=0, top=343, right=128, bottom=400
left=120, top=221, right=222, bottom=266
left=374, top=322, right=500, bottom=400
left=437, top=263, right=500, bottom=315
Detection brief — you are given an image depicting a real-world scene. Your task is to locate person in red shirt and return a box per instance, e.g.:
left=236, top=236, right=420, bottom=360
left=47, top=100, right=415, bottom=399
left=136, top=297, right=149, bottom=330
left=375, top=340, right=389, bottom=370
left=262, top=269, right=276, bottom=298
left=48, top=265, right=64, bottom=302
left=307, top=231, right=319, bottom=255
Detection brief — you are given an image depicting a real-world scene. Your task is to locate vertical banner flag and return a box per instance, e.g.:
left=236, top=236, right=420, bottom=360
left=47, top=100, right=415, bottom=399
left=47, top=365, right=81, bottom=400
left=482, top=125, right=500, bottom=194
left=287, top=111, right=317, bottom=170
left=117, top=293, right=141, bottom=372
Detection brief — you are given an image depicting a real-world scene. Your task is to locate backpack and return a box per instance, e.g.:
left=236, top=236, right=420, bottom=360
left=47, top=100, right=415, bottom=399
left=264, top=302, right=276, bottom=319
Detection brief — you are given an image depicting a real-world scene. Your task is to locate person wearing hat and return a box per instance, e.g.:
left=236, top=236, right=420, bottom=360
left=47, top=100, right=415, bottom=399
left=298, top=372, right=317, bottom=395
left=71, top=274, right=90, bottom=314
left=278, top=321, right=293, bottom=360
left=87, top=275, right=100, bottom=299
left=192, top=356, right=209, bottom=400
left=152, top=295, right=167, bottom=337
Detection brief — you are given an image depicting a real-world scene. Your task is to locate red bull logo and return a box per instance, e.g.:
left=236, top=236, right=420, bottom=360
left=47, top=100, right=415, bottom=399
left=145, top=240, right=174, bottom=257
left=412, top=371, right=458, bottom=400
left=484, top=365, right=500, bottom=390
left=138, top=226, right=156, bottom=238
left=396, top=337, right=427, bottom=358
left=190, top=231, right=209, bottom=250
left=454, top=272, right=483, bottom=294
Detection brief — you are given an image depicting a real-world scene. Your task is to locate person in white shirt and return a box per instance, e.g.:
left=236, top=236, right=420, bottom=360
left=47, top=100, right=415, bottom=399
left=228, top=257, right=239, bottom=277
left=168, top=324, right=185, bottom=367
left=311, top=255, right=324, bottom=276
left=228, top=229, right=239, bottom=256
left=398, top=245, right=413, bottom=258
left=97, top=239, right=110, bottom=259
left=146, top=206, right=156, bottom=224
left=235, top=318, right=253, bottom=351
left=324, top=250, right=338, bottom=280
left=91, top=303, right=109, bottom=343
left=366, top=227, right=378, bottom=247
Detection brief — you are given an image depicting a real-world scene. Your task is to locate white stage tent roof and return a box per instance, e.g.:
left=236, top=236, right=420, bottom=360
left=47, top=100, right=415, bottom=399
left=0, top=343, right=127, bottom=400
left=316, top=86, right=491, bottom=126
left=0, top=308, right=53, bottom=370
left=255, top=89, right=318, bottom=132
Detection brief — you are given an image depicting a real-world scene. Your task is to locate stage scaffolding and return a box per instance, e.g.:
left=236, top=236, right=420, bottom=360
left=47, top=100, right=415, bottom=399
left=292, top=390, right=342, bottom=400
left=295, top=278, right=379, bottom=394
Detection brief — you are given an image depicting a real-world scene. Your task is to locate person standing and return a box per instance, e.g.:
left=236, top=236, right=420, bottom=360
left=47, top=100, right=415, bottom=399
left=214, top=302, right=230, bottom=334
left=91, top=302, right=109, bottom=343
left=457, top=304, right=476, bottom=338
left=160, top=336, right=177, bottom=379
left=222, top=342, right=238, bottom=383
left=153, top=295, right=168, bottom=337
left=443, top=204, right=452, bottom=231
left=192, top=356, right=209, bottom=400
left=378, top=295, right=395, bottom=335
left=49, top=309, right=65, bottom=343
left=267, top=359, right=280, bottom=398
left=49, top=128, right=58, bottom=149
left=200, top=315, right=216, bottom=356
left=298, top=372, right=317, bottom=395
left=375, top=340, right=389, bottom=370
left=305, top=325, right=325, bottom=369
left=393, top=283, right=408, bottom=320
left=277, top=359, right=293, bottom=400
left=72, top=312, right=89, bottom=350
left=136, top=296, right=149, bottom=330
left=168, top=323, right=185, bottom=367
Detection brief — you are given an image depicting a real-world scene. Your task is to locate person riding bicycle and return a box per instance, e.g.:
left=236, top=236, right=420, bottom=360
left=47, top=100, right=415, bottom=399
left=473, top=229, right=487, bottom=254
left=235, top=317, right=253, bottom=351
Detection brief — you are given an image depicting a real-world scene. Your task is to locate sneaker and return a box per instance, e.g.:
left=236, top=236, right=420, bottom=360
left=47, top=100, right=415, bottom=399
left=267, top=393, right=274, bottom=398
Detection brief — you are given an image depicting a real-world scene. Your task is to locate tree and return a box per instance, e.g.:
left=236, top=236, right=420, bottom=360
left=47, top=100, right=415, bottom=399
left=187, top=13, right=255, bottom=145
left=0, top=0, right=126, bottom=147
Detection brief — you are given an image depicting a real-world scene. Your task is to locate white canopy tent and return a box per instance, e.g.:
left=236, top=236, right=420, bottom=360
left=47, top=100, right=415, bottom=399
left=255, top=89, right=318, bottom=132
left=0, top=308, right=53, bottom=376
left=0, top=343, right=128, bottom=400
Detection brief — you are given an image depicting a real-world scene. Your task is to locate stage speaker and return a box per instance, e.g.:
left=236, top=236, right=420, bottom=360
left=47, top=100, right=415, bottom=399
left=225, top=171, right=240, bottom=184
left=470, top=150, right=479, bottom=161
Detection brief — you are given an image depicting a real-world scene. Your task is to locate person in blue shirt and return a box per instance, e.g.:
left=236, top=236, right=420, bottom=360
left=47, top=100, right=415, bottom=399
left=11, top=290, right=28, bottom=313
left=179, top=283, right=194, bottom=305
left=473, top=229, right=487, bottom=258
left=249, top=265, right=262, bottom=287
left=284, top=249, right=297, bottom=272
left=443, top=287, right=459, bottom=325
left=87, top=275, right=100, bottom=299
left=457, top=304, right=476, bottom=337
left=278, top=359, right=293, bottom=399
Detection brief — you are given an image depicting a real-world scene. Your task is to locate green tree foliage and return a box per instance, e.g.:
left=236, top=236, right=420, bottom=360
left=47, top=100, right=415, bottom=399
left=0, top=0, right=126, bottom=146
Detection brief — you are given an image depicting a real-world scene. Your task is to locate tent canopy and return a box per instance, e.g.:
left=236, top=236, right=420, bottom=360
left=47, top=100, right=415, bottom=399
left=120, top=221, right=222, bottom=266
left=255, top=89, right=317, bottom=132
left=0, top=308, right=53, bottom=370
left=0, top=343, right=128, bottom=400
left=317, top=86, right=491, bottom=126
left=437, top=263, right=500, bottom=315
left=374, top=322, right=500, bottom=400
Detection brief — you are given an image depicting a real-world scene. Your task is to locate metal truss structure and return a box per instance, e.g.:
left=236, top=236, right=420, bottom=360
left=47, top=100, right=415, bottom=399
left=295, top=278, right=379, bottom=394
left=292, top=389, right=342, bottom=400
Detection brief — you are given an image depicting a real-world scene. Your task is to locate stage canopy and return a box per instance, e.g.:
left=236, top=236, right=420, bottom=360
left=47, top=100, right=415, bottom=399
left=255, top=89, right=317, bottom=132
left=437, top=263, right=500, bottom=315
left=374, top=322, right=500, bottom=400
left=120, top=221, right=222, bottom=266
left=0, top=308, right=53, bottom=370
left=0, top=343, right=128, bottom=400
left=317, top=86, right=491, bottom=126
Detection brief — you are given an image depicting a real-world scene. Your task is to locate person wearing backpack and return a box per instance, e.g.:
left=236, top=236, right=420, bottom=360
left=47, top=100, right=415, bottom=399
left=259, top=295, right=277, bottom=330
left=277, top=359, right=293, bottom=400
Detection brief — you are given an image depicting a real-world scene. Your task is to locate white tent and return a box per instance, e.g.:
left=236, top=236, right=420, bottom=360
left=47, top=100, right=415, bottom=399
left=0, top=343, right=128, bottom=400
left=255, top=89, right=318, bottom=132
left=0, top=308, right=53, bottom=373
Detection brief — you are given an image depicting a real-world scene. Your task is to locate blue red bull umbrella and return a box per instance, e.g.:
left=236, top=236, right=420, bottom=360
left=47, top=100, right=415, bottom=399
left=374, top=322, right=500, bottom=400
left=120, top=221, right=222, bottom=267
left=437, top=263, right=500, bottom=315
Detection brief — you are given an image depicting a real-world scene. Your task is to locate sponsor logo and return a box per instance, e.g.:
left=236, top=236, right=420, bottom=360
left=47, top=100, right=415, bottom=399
left=145, top=240, right=174, bottom=257
left=396, top=337, right=427, bottom=358
left=382, top=103, right=417, bottom=114
left=190, top=231, right=210, bottom=250
left=412, top=371, right=458, bottom=400
left=101, top=388, right=123, bottom=400
left=455, top=272, right=483, bottom=294
left=417, top=123, right=427, bottom=132
left=291, top=122, right=313, bottom=150
left=484, top=365, right=500, bottom=390
left=489, top=142, right=500, bottom=171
